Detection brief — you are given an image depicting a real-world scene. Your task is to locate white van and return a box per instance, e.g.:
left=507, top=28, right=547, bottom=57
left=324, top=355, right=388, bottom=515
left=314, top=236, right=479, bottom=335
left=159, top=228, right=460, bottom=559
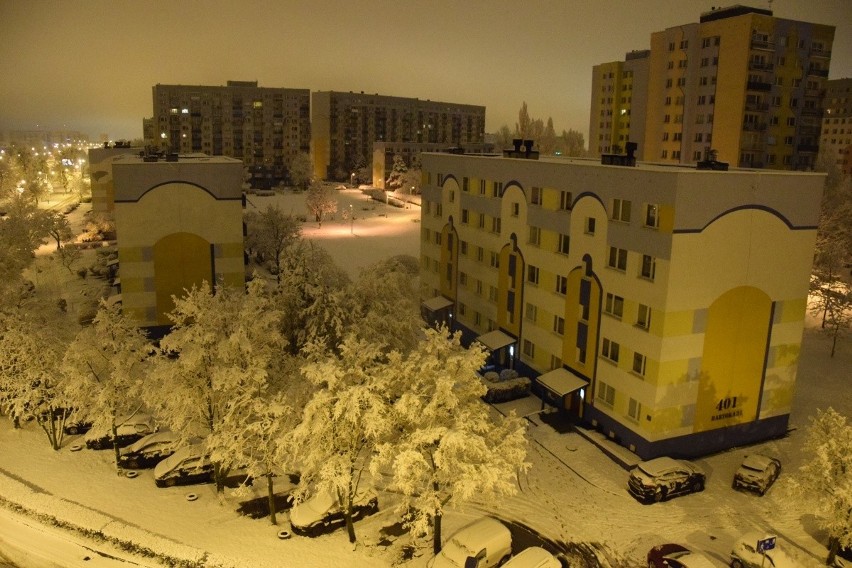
left=429, top=517, right=512, bottom=568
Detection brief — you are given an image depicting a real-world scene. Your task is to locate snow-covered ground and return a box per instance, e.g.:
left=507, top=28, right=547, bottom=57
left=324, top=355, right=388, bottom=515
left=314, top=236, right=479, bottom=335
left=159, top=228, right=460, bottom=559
left=2, top=188, right=849, bottom=567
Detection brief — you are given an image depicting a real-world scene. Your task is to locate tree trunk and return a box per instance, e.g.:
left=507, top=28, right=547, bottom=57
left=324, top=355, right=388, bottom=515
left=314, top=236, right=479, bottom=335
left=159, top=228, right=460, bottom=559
left=831, top=322, right=839, bottom=357
left=433, top=507, right=443, bottom=555
left=111, top=422, right=121, bottom=474
left=344, top=508, right=356, bottom=543
left=267, top=473, right=277, bottom=525
left=214, top=462, right=224, bottom=493
left=827, top=536, right=838, bottom=565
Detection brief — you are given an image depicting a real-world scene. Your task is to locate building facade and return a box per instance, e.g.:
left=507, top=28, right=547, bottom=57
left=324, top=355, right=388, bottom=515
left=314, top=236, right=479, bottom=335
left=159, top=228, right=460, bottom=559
left=151, top=81, right=310, bottom=188
left=591, top=5, right=834, bottom=170
left=112, top=154, right=245, bottom=330
left=312, top=91, right=486, bottom=181
left=88, top=143, right=141, bottom=213
left=419, top=152, right=823, bottom=459
left=820, top=78, right=852, bottom=176
left=589, top=50, right=650, bottom=158
left=371, top=141, right=494, bottom=189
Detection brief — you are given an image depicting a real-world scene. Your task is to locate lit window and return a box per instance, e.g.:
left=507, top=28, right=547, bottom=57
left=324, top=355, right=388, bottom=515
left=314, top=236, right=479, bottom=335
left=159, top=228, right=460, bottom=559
left=645, top=204, right=659, bottom=228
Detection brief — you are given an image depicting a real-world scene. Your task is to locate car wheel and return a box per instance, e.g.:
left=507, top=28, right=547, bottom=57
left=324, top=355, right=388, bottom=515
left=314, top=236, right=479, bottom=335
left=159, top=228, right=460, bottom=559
left=165, top=477, right=177, bottom=487
left=67, top=425, right=78, bottom=435
left=693, top=479, right=704, bottom=492
left=653, top=488, right=665, bottom=502
left=731, top=560, right=744, bottom=568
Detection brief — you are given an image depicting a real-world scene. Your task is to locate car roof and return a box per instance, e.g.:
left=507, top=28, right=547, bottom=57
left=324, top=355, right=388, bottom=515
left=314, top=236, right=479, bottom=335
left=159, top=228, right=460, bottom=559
left=742, top=454, right=776, bottom=469
left=126, top=430, right=176, bottom=452
left=638, top=457, right=689, bottom=476
left=503, top=546, right=559, bottom=567
left=451, top=517, right=511, bottom=542
left=669, top=552, right=717, bottom=568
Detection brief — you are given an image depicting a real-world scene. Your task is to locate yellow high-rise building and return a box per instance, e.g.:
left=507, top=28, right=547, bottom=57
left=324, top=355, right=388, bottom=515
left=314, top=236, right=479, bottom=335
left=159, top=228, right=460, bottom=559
left=419, top=151, right=823, bottom=459
left=591, top=5, right=834, bottom=170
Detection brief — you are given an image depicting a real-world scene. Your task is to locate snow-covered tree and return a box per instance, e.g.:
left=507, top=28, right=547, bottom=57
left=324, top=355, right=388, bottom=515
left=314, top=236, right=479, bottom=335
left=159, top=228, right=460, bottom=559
left=0, top=192, right=50, bottom=302
left=287, top=152, right=313, bottom=191
left=243, top=204, right=301, bottom=284
left=348, top=256, right=423, bottom=354
left=62, top=300, right=153, bottom=467
left=288, top=335, right=395, bottom=543
left=45, top=211, right=73, bottom=251
left=147, top=279, right=284, bottom=493
left=0, top=311, right=70, bottom=447
left=788, top=408, right=852, bottom=565
left=372, top=326, right=529, bottom=553
left=385, top=154, right=408, bottom=191
left=274, top=241, right=350, bottom=355
left=304, top=181, right=337, bottom=227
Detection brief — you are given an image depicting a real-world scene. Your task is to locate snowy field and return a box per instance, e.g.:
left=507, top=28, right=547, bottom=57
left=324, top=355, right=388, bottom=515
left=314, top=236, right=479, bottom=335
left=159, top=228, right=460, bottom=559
left=1, top=189, right=850, bottom=567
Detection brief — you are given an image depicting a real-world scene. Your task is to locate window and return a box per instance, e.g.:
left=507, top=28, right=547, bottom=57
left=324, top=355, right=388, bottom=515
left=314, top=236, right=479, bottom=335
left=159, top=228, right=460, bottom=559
left=632, top=353, right=647, bottom=376
left=491, top=217, right=501, bottom=234
left=661, top=150, right=669, bottom=159
left=553, top=315, right=565, bottom=335
left=511, top=202, right=520, bottom=217
left=460, top=240, right=468, bottom=256
left=662, top=132, right=669, bottom=141
left=492, top=181, right=503, bottom=197
left=448, top=190, right=455, bottom=203
left=602, top=338, right=620, bottom=363
left=556, top=275, right=568, bottom=295
left=673, top=132, right=682, bottom=141
left=645, top=204, right=660, bottom=228
left=490, top=252, right=499, bottom=268
left=478, top=213, right=486, bottom=229
left=476, top=246, right=484, bottom=262
left=558, top=234, right=570, bottom=255
left=695, top=133, right=703, bottom=142
left=637, top=304, right=651, bottom=330
left=461, top=209, right=469, bottom=224
left=608, top=247, right=628, bottom=271
left=559, top=191, right=572, bottom=210
left=462, top=177, right=469, bottom=192
left=529, top=226, right=541, bottom=246
left=787, top=117, right=796, bottom=127
left=435, top=203, right=442, bottom=217
left=604, top=293, right=624, bottom=318
left=530, top=186, right=542, bottom=205
left=628, top=398, right=642, bottom=420
left=434, top=232, right=442, bottom=245
left=666, top=78, right=673, bottom=88
left=479, top=180, right=486, bottom=195
left=488, top=285, right=498, bottom=302
left=612, top=198, right=631, bottom=222
left=585, top=217, right=596, bottom=235
left=525, top=303, right=537, bottom=322
left=523, top=339, right=535, bottom=358
left=459, top=272, right=468, bottom=286
left=640, top=255, right=656, bottom=280
left=527, top=265, right=539, bottom=285
left=551, top=355, right=562, bottom=369
left=597, top=381, right=615, bottom=405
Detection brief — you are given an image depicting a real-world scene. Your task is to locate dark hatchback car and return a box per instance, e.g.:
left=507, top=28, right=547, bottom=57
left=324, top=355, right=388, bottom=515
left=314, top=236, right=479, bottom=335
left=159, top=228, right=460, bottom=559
left=732, top=454, right=781, bottom=496
left=84, top=413, right=157, bottom=450
left=153, top=444, right=213, bottom=487
left=117, top=431, right=180, bottom=469
left=647, top=544, right=716, bottom=568
left=628, top=457, right=705, bottom=503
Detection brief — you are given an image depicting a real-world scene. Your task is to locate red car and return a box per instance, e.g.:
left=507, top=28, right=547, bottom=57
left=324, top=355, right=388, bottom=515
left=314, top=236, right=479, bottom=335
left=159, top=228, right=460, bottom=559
left=648, top=544, right=716, bottom=568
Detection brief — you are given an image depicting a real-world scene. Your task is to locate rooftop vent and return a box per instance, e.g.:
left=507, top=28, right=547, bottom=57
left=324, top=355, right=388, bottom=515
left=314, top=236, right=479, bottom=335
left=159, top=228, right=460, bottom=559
left=696, top=147, right=729, bottom=170
left=601, top=142, right=637, bottom=167
left=503, top=138, right=539, bottom=160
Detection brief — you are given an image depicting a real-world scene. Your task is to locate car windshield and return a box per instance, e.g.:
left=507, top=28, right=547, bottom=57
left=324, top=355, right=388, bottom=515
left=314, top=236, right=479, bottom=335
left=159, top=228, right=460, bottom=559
left=305, top=491, right=336, bottom=515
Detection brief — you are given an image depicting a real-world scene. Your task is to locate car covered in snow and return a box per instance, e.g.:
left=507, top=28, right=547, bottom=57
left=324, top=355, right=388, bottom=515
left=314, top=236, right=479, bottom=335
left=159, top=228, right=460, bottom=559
left=732, top=454, right=780, bottom=495
left=117, top=431, right=181, bottom=469
left=647, top=543, right=716, bottom=568
left=428, top=516, right=512, bottom=568
left=503, top=546, right=564, bottom=568
left=730, top=532, right=797, bottom=568
left=289, top=489, right=379, bottom=536
left=153, top=444, right=213, bottom=487
left=628, top=457, right=705, bottom=503
left=84, top=413, right=157, bottom=450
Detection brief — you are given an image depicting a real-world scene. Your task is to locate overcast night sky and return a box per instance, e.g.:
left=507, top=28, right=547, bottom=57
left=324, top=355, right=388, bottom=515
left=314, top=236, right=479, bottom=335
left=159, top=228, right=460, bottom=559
left=1, top=0, right=849, bottom=142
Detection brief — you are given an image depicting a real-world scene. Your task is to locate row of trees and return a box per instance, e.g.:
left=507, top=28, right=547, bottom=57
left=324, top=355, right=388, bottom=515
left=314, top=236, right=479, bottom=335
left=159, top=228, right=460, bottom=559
left=492, top=102, right=586, bottom=157
left=1, top=229, right=529, bottom=549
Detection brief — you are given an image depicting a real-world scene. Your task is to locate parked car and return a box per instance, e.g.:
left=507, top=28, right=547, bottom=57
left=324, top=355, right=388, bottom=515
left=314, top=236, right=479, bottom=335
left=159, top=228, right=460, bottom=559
left=428, top=516, right=512, bottom=568
left=117, top=431, right=181, bottom=469
left=628, top=456, right=705, bottom=503
left=289, top=488, right=379, bottom=536
left=732, top=454, right=781, bottom=495
left=84, top=413, right=157, bottom=450
left=647, top=543, right=716, bottom=568
left=503, top=546, right=564, bottom=568
left=153, top=444, right=213, bottom=487
left=730, top=532, right=797, bottom=568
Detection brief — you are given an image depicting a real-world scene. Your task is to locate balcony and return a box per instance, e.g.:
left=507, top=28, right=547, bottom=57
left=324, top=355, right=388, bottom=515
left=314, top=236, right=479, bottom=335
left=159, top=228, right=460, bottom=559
left=810, top=49, right=832, bottom=59
left=745, top=102, right=769, bottom=112
left=748, top=61, right=774, bottom=72
left=797, top=144, right=819, bottom=153
left=747, top=81, right=772, bottom=92
left=800, top=108, right=823, bottom=117
left=742, top=123, right=768, bottom=131
left=807, top=67, right=829, bottom=78
left=804, top=89, right=824, bottom=99
left=750, top=38, right=775, bottom=50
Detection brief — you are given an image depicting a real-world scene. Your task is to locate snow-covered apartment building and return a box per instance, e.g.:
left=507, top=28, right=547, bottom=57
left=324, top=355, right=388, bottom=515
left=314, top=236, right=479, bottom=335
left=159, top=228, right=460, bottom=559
left=111, top=154, right=245, bottom=330
left=419, top=149, right=823, bottom=459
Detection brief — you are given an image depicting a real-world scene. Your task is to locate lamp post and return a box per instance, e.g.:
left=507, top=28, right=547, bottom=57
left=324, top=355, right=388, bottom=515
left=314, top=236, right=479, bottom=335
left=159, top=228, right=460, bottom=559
left=349, top=204, right=353, bottom=235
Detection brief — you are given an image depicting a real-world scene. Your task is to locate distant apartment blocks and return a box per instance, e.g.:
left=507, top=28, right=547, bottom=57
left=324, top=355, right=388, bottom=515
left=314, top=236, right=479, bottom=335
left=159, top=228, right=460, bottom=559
left=590, top=5, right=835, bottom=170
left=149, top=81, right=310, bottom=188
left=419, top=152, right=823, bottom=458
left=820, top=78, right=852, bottom=176
left=312, top=91, right=486, bottom=181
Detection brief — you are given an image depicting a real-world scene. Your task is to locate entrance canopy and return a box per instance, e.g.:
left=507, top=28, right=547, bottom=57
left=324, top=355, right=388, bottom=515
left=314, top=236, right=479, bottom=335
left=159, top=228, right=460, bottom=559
left=422, top=296, right=453, bottom=311
left=476, top=330, right=515, bottom=351
left=537, top=368, right=588, bottom=398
